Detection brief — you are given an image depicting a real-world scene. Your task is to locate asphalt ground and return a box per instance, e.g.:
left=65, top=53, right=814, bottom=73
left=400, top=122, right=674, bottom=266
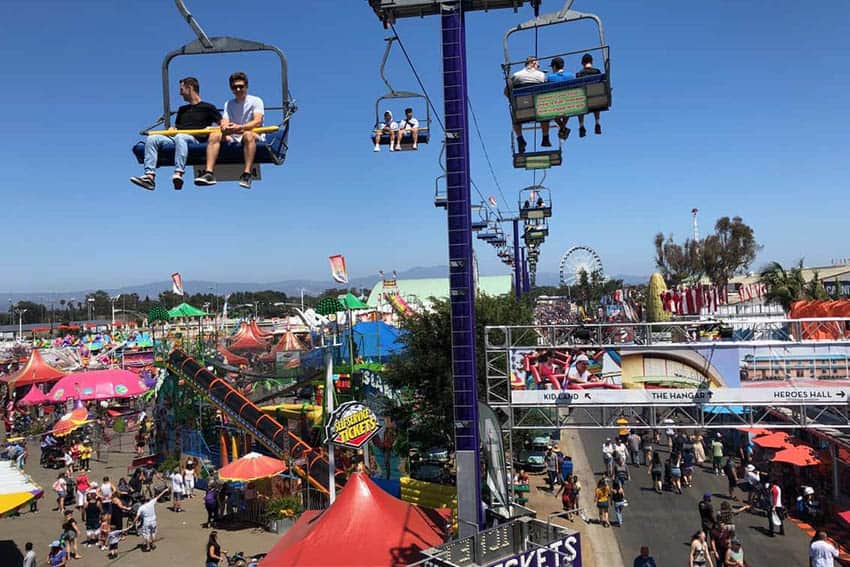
left=579, top=426, right=815, bottom=566
left=0, top=430, right=279, bottom=567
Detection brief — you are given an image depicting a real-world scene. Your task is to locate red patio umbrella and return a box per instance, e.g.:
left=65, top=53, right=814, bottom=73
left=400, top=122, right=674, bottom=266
left=217, top=452, right=287, bottom=481
left=752, top=432, right=794, bottom=450
left=772, top=445, right=823, bottom=467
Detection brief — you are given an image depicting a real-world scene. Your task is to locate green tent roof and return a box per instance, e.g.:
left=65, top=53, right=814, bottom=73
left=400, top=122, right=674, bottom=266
left=167, top=302, right=207, bottom=318
left=339, top=292, right=369, bottom=310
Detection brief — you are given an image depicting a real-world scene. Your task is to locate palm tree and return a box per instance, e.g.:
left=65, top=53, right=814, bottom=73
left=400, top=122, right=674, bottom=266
left=759, top=260, right=807, bottom=312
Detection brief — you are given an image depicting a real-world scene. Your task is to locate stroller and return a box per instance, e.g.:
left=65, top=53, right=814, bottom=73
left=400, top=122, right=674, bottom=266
left=40, top=446, right=65, bottom=469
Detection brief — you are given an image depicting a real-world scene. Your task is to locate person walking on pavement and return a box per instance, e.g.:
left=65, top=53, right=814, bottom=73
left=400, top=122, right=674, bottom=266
left=205, top=530, right=228, bottom=567
left=699, top=493, right=717, bottom=534
left=649, top=452, right=664, bottom=494
left=544, top=447, right=559, bottom=490
left=689, top=530, right=714, bottom=567
left=555, top=475, right=574, bottom=518
left=711, top=435, right=724, bottom=475
left=633, top=546, right=656, bottom=567
left=613, top=454, right=630, bottom=489
left=724, top=538, right=745, bottom=566
left=670, top=452, right=683, bottom=494
left=694, top=434, right=707, bottom=465
left=641, top=431, right=654, bottom=468
left=767, top=479, right=785, bottom=536
left=611, top=480, right=626, bottom=527
left=628, top=431, right=642, bottom=466
left=810, top=530, right=839, bottom=567
left=602, top=438, right=615, bottom=478
left=594, top=478, right=611, bottom=527
left=723, top=457, right=739, bottom=500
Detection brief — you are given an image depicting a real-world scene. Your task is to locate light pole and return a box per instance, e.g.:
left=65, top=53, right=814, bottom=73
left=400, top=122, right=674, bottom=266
left=110, top=295, right=122, bottom=328
left=15, top=307, right=27, bottom=340
left=87, top=298, right=95, bottom=322
left=299, top=288, right=306, bottom=312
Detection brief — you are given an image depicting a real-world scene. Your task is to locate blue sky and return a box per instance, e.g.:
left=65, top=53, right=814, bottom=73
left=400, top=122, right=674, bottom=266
left=1, top=1, right=848, bottom=291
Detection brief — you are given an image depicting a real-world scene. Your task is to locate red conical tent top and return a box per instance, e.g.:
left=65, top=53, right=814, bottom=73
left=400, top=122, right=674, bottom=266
left=17, top=385, right=49, bottom=406
left=272, top=330, right=307, bottom=353
left=231, top=322, right=251, bottom=340
left=1, top=349, right=65, bottom=387
left=229, top=331, right=268, bottom=352
left=251, top=320, right=273, bottom=339
left=259, top=472, right=449, bottom=566
left=217, top=344, right=249, bottom=366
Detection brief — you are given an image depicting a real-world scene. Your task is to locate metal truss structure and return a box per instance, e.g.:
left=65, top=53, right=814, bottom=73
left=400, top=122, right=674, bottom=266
left=485, top=319, right=850, bottom=434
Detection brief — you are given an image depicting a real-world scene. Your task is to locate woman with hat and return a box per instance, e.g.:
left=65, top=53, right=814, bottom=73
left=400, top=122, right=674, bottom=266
left=47, top=540, right=67, bottom=566
left=724, top=538, right=745, bottom=566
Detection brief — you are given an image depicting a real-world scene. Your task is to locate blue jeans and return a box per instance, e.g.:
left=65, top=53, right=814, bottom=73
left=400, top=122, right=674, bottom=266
left=143, top=134, right=198, bottom=174
left=614, top=501, right=625, bottom=525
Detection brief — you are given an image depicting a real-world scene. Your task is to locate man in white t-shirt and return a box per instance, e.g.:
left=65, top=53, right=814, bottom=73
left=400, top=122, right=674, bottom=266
left=566, top=354, right=599, bottom=385
left=135, top=488, right=167, bottom=552
left=810, top=531, right=839, bottom=567
left=170, top=469, right=185, bottom=512
left=196, top=71, right=265, bottom=189
left=507, top=56, right=550, bottom=153
left=373, top=110, right=399, bottom=153
left=396, top=107, right=420, bottom=151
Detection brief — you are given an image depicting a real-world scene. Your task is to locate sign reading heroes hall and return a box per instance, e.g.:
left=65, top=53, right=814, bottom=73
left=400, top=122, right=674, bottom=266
left=325, top=401, right=381, bottom=449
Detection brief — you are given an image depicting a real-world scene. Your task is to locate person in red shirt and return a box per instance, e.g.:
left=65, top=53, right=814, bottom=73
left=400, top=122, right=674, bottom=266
left=75, top=472, right=90, bottom=512
left=768, top=480, right=785, bottom=536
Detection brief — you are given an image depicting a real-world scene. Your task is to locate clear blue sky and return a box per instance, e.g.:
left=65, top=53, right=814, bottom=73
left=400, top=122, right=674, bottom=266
left=1, top=1, right=848, bottom=291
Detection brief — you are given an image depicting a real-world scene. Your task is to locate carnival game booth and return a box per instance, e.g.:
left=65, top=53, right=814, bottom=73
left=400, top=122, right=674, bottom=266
left=259, top=472, right=449, bottom=566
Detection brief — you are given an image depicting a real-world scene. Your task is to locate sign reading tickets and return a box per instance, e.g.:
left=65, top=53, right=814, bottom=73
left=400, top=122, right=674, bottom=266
left=535, top=88, right=587, bottom=120
left=486, top=533, right=582, bottom=567
left=325, top=401, right=381, bottom=449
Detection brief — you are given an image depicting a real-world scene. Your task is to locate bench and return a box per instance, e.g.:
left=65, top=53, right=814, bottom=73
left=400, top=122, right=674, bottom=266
left=511, top=73, right=610, bottom=124
left=371, top=128, right=430, bottom=148
left=132, top=126, right=289, bottom=167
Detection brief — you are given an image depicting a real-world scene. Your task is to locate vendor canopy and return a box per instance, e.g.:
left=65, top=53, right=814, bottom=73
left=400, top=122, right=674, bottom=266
left=339, top=321, right=405, bottom=362
left=260, top=472, right=448, bottom=566
left=17, top=385, right=48, bottom=407
left=167, top=302, right=207, bottom=318
left=47, top=369, right=148, bottom=401
left=1, top=349, right=65, bottom=388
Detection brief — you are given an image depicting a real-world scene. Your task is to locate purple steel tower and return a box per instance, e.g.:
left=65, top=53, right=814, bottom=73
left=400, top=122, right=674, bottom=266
left=513, top=219, right=522, bottom=301
left=522, top=247, right=531, bottom=293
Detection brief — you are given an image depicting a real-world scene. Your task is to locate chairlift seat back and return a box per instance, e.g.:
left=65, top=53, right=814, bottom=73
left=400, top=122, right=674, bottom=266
left=511, top=73, right=610, bottom=124
left=132, top=125, right=289, bottom=168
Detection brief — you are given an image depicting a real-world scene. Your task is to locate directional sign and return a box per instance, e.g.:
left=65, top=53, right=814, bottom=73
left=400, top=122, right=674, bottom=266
left=511, top=387, right=850, bottom=407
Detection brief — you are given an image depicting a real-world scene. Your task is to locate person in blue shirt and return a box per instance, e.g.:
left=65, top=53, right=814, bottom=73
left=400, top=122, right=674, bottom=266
left=633, top=546, right=656, bottom=567
left=546, top=57, right=575, bottom=140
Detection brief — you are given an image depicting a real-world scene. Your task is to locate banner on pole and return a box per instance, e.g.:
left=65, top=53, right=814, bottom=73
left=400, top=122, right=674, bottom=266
left=171, top=272, right=185, bottom=296
left=329, top=255, right=349, bottom=284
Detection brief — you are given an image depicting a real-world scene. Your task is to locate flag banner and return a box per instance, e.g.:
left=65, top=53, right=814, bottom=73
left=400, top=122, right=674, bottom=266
left=171, top=272, right=185, bottom=296
left=329, top=254, right=349, bottom=284
left=488, top=196, right=497, bottom=206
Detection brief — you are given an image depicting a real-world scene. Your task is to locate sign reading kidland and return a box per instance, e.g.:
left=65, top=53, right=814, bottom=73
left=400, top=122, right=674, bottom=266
left=325, top=401, right=381, bottom=449
left=510, top=344, right=850, bottom=406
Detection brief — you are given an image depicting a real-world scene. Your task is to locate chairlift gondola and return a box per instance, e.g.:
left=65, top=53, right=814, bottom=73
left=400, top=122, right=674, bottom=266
left=372, top=37, right=431, bottom=152
left=434, top=142, right=447, bottom=208
left=131, top=1, right=296, bottom=183
left=519, top=185, right=552, bottom=220
left=471, top=203, right=488, bottom=232
left=503, top=0, right=611, bottom=169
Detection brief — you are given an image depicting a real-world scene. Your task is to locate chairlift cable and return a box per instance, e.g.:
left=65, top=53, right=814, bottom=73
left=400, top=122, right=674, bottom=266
left=468, top=97, right=509, bottom=212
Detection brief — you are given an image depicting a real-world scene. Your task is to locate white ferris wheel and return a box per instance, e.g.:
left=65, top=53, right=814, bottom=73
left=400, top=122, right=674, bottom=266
left=559, top=245, right=604, bottom=286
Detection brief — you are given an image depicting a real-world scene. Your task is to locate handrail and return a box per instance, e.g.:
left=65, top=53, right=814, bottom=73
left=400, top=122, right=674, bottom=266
left=145, top=125, right=279, bottom=136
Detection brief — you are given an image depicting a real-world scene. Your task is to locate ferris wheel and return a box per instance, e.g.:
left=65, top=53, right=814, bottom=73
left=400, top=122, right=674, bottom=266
left=559, top=245, right=604, bottom=286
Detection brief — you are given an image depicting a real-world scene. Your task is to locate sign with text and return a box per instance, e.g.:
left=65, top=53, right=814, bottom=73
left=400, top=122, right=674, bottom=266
left=324, top=401, right=381, bottom=449
left=485, top=533, right=582, bottom=567
left=535, top=88, right=587, bottom=120
left=512, top=387, right=850, bottom=406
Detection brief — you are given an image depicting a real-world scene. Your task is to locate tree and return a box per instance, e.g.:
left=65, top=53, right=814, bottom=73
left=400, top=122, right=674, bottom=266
left=654, top=233, right=703, bottom=286
left=759, top=260, right=807, bottom=312
left=382, top=294, right=533, bottom=450
left=701, top=216, right=761, bottom=290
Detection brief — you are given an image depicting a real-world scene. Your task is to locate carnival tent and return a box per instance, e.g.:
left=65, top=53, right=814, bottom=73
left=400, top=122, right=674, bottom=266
left=1, top=349, right=65, bottom=388
left=772, top=445, right=823, bottom=467
left=340, top=321, right=405, bottom=362
left=752, top=432, right=794, bottom=450
left=229, top=331, right=268, bottom=352
left=259, top=472, right=449, bottom=566
left=272, top=330, right=307, bottom=353
left=339, top=293, right=369, bottom=310
left=47, top=369, right=148, bottom=402
left=250, top=320, right=273, bottom=339
left=218, top=344, right=249, bottom=366
left=168, top=302, right=207, bottom=318
left=17, top=385, right=48, bottom=407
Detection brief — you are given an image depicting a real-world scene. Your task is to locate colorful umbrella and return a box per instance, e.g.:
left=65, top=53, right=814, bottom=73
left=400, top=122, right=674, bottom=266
left=772, top=445, right=823, bottom=467
left=752, top=432, right=793, bottom=450
left=52, top=407, right=91, bottom=437
left=47, top=369, right=148, bottom=402
left=217, top=452, right=287, bottom=481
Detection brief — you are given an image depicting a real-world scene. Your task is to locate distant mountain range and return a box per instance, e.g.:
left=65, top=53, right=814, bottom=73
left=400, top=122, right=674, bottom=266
left=0, top=266, right=648, bottom=305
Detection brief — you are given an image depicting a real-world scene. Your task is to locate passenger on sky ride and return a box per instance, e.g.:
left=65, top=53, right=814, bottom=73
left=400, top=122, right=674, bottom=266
left=373, top=110, right=399, bottom=152
left=130, top=77, right=221, bottom=192
left=397, top=107, right=420, bottom=150
left=546, top=57, right=575, bottom=140
left=507, top=56, right=550, bottom=153
left=195, top=71, right=265, bottom=190
left=575, top=53, right=603, bottom=137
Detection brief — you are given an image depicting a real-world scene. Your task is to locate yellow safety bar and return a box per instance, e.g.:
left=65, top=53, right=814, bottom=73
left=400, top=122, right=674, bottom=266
left=146, top=125, right=280, bottom=136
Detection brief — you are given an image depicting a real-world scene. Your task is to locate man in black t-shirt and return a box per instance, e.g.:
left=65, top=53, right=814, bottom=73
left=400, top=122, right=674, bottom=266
left=575, top=53, right=603, bottom=137
left=131, top=77, right=221, bottom=191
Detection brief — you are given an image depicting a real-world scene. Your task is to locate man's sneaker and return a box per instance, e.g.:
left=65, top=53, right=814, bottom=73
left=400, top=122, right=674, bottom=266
left=541, top=136, right=552, bottom=147
left=412, top=143, right=417, bottom=150
left=239, top=172, right=252, bottom=189
left=558, top=127, right=570, bottom=140
left=579, top=126, right=587, bottom=138
left=194, top=171, right=216, bottom=186
left=389, top=145, right=394, bottom=152
left=130, top=175, right=155, bottom=191
left=172, top=173, right=184, bottom=191
left=373, top=145, right=380, bottom=152
left=595, top=123, right=602, bottom=135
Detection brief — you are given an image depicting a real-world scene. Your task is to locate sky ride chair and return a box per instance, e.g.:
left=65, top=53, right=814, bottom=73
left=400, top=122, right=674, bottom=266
left=503, top=0, right=611, bottom=170
left=371, top=36, right=431, bottom=152
left=132, top=0, right=296, bottom=185
left=519, top=185, right=552, bottom=221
